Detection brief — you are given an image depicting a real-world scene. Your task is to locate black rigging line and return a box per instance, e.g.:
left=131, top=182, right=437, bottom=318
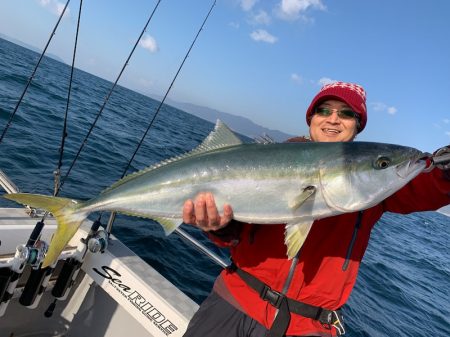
left=53, top=0, right=162, bottom=197
left=0, top=0, right=71, bottom=145
left=104, top=0, right=217, bottom=234
left=54, top=0, right=84, bottom=196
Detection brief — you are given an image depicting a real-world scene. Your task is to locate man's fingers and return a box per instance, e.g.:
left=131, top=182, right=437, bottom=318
left=183, top=193, right=233, bottom=231
left=183, top=199, right=195, bottom=224
left=194, top=193, right=208, bottom=227
left=221, top=204, right=234, bottom=227
left=205, top=193, right=220, bottom=226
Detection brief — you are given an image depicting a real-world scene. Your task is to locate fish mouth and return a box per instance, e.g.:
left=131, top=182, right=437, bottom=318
left=396, top=153, right=427, bottom=179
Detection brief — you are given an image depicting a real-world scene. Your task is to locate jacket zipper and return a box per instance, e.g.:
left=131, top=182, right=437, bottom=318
left=342, top=211, right=363, bottom=271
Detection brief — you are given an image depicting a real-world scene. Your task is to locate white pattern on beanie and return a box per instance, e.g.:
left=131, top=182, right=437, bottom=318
left=320, top=82, right=366, bottom=100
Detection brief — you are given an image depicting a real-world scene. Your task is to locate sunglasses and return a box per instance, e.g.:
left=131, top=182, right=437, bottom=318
left=314, top=106, right=358, bottom=120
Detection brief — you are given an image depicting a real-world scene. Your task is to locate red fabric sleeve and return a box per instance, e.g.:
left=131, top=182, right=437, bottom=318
left=382, top=168, right=450, bottom=214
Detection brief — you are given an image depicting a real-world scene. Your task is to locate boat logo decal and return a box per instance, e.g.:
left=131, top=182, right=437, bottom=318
left=93, top=265, right=178, bottom=336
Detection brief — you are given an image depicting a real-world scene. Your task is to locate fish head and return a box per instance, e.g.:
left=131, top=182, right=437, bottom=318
left=319, top=142, right=427, bottom=212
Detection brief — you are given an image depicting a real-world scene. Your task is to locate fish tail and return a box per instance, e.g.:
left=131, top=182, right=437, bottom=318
left=4, top=193, right=86, bottom=268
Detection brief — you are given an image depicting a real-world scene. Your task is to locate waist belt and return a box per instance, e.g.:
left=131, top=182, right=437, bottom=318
left=228, top=263, right=345, bottom=336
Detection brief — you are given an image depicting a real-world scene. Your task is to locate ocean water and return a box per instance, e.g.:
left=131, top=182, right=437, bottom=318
left=0, top=38, right=449, bottom=336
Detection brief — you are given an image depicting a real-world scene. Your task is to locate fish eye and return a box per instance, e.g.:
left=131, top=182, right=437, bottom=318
left=374, top=156, right=391, bottom=170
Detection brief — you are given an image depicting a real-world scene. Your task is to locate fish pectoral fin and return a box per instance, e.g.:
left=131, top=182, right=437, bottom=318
left=288, top=186, right=316, bottom=210
left=284, top=221, right=314, bottom=259
left=154, top=217, right=183, bottom=236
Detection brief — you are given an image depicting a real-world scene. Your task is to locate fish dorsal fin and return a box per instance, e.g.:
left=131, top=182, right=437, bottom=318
left=101, top=120, right=242, bottom=193
left=192, top=119, right=243, bottom=154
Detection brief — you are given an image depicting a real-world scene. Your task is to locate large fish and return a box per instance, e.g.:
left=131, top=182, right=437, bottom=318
left=4, top=121, right=426, bottom=268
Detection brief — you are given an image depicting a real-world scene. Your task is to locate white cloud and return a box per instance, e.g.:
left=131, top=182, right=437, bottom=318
left=370, top=102, right=397, bottom=115
left=39, top=0, right=70, bottom=17
left=241, top=0, right=259, bottom=11
left=229, top=21, right=240, bottom=29
left=55, top=2, right=67, bottom=16
left=250, top=29, right=278, bottom=43
left=387, top=107, right=397, bottom=115
left=291, top=73, right=302, bottom=83
left=446, top=131, right=450, bottom=137
left=443, top=118, right=450, bottom=124
left=318, top=77, right=336, bottom=86
left=139, top=34, right=158, bottom=53
left=250, top=10, right=271, bottom=25
left=277, top=0, right=326, bottom=21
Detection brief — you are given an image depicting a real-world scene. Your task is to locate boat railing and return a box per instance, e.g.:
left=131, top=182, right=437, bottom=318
left=0, top=168, right=19, bottom=194
left=174, top=227, right=229, bottom=268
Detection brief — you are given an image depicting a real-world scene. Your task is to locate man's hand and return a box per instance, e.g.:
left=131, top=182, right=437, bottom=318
left=183, top=192, right=233, bottom=231
left=433, top=146, right=450, bottom=170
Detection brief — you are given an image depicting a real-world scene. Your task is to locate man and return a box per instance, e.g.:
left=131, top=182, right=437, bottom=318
left=182, top=82, right=450, bottom=336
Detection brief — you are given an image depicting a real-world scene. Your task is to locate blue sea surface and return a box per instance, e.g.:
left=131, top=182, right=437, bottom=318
left=0, top=38, right=448, bottom=336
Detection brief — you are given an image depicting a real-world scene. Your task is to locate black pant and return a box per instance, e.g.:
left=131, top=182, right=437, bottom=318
left=183, top=291, right=320, bottom=337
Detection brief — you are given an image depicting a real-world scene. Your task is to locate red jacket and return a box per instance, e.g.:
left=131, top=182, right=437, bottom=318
left=209, top=168, right=450, bottom=336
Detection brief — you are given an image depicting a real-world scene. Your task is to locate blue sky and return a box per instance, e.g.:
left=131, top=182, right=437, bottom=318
left=0, top=0, right=449, bottom=152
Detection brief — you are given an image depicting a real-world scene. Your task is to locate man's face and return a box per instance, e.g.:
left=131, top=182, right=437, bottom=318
left=309, top=100, right=359, bottom=142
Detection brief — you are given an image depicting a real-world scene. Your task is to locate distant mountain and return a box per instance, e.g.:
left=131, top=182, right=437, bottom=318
left=0, top=34, right=66, bottom=64
left=165, top=100, right=295, bottom=142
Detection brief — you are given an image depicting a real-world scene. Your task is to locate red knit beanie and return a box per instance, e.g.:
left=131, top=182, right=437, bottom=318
left=306, top=82, right=367, bottom=133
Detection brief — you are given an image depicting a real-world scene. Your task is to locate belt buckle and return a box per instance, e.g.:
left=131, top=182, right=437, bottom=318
left=330, top=310, right=345, bottom=336
left=260, top=285, right=284, bottom=308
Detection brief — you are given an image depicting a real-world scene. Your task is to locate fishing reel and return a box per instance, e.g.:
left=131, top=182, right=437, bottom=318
left=80, top=219, right=109, bottom=254
left=86, top=229, right=108, bottom=254
left=15, top=240, right=48, bottom=269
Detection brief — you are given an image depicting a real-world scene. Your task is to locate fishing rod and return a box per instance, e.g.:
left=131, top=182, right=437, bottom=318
left=103, top=0, right=227, bottom=268
left=0, top=0, right=71, bottom=145
left=54, top=0, right=84, bottom=196
left=18, top=0, right=83, bottom=266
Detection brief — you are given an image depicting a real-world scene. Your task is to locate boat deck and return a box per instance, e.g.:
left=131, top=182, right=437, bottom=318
left=0, top=207, right=198, bottom=337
